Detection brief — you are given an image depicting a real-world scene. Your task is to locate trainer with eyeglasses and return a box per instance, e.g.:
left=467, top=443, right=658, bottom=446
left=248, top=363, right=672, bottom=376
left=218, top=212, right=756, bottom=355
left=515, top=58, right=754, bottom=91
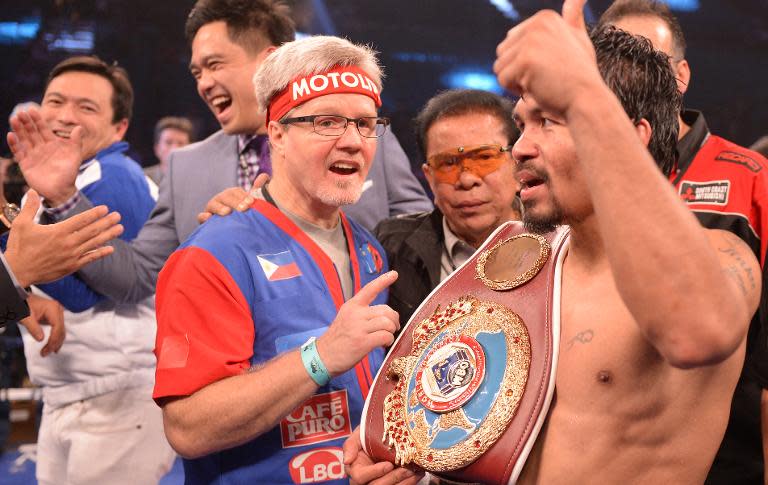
left=374, top=89, right=523, bottom=327
left=151, top=35, right=401, bottom=484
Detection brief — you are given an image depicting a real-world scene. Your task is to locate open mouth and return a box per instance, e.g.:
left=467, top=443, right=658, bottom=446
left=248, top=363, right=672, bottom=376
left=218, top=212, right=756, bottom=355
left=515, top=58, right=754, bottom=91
left=210, top=95, right=232, bottom=115
left=517, top=169, right=547, bottom=200
left=520, top=177, right=544, bottom=191
left=52, top=129, right=72, bottom=139
left=329, top=161, right=360, bottom=176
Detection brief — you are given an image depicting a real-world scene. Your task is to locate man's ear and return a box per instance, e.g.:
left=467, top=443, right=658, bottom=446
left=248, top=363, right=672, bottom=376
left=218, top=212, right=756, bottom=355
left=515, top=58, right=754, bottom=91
left=634, top=118, right=653, bottom=148
left=268, top=120, right=287, bottom=158
left=674, top=59, right=690, bottom=95
left=258, top=45, right=277, bottom=62
left=113, top=118, right=129, bottom=142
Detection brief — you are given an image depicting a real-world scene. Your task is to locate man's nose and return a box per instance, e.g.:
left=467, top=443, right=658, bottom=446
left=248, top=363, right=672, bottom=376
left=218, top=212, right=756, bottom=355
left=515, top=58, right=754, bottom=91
left=335, top=121, right=364, bottom=149
left=197, top=70, right=215, bottom=94
left=511, top=132, right=538, bottom=164
left=55, top=102, right=77, bottom=125
left=455, top=161, right=482, bottom=189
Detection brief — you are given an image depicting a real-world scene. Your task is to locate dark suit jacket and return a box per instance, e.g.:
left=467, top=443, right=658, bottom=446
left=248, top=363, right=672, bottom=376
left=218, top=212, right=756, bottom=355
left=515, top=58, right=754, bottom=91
left=1, top=254, right=29, bottom=326
left=373, top=209, right=444, bottom=326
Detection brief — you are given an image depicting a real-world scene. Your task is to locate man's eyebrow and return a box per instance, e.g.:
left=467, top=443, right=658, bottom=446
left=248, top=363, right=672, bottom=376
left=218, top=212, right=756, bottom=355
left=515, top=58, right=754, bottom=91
left=188, top=56, right=206, bottom=72
left=513, top=106, right=543, bottom=121
left=189, top=54, right=221, bottom=71
left=44, top=91, right=98, bottom=106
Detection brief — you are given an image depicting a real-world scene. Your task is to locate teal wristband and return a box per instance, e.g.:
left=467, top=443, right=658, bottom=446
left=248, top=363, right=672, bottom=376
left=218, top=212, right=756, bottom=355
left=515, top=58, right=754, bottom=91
left=300, top=337, right=331, bottom=386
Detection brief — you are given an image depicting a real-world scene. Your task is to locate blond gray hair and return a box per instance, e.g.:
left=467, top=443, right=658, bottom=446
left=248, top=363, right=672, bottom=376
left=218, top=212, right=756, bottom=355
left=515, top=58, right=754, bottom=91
left=253, top=35, right=383, bottom=114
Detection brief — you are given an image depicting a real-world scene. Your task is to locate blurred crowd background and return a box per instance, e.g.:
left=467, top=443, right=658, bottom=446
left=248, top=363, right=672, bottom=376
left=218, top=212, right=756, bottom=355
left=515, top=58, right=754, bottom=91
left=1, top=0, right=766, bottom=184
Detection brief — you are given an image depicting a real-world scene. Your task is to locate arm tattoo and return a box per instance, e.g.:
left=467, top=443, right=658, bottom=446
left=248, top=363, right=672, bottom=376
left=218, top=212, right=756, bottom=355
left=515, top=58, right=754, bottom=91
left=568, top=329, right=594, bottom=349
left=725, top=266, right=748, bottom=296
left=717, top=232, right=756, bottom=295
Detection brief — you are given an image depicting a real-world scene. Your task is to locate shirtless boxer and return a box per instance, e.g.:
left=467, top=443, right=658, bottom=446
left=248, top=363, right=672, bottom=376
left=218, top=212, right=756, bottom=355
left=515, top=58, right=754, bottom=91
left=343, top=1, right=760, bottom=483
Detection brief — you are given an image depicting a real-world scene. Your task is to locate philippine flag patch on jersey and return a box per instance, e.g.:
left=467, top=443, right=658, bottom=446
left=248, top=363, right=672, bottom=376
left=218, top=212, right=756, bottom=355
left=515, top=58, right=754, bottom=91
left=257, top=251, right=303, bottom=281
left=360, top=242, right=383, bottom=274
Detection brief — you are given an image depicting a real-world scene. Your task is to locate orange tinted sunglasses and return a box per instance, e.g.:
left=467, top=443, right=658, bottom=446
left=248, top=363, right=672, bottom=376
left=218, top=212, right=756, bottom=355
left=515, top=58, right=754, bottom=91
left=427, top=144, right=512, bottom=184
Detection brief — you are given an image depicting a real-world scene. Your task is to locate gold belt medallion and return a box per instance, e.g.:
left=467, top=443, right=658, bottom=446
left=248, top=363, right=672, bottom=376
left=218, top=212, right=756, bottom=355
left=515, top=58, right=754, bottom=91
left=381, top=233, right=550, bottom=471
left=476, top=233, right=550, bottom=291
left=383, top=296, right=531, bottom=471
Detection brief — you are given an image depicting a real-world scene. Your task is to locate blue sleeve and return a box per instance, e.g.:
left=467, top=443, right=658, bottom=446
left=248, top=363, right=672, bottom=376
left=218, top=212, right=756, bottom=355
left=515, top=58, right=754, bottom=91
left=37, top=154, right=155, bottom=312
left=37, top=274, right=104, bottom=312
left=78, top=156, right=155, bottom=241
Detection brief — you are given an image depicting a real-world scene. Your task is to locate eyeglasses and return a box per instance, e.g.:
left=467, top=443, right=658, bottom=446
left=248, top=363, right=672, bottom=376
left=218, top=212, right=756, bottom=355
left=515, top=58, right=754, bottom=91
left=427, top=144, right=512, bottom=184
left=280, top=114, right=390, bottom=138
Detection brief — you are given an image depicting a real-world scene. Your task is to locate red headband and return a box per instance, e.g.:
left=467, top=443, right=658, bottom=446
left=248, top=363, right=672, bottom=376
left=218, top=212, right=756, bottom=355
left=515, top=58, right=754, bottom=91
left=267, top=65, right=382, bottom=122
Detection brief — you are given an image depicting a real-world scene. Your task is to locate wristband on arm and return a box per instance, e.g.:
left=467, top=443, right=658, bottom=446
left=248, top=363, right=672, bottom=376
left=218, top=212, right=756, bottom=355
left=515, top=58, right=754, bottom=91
left=300, top=337, right=331, bottom=386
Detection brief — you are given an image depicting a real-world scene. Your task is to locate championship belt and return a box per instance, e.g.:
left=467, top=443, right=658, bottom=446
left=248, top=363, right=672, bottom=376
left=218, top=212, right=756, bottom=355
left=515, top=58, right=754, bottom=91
left=361, top=222, right=570, bottom=485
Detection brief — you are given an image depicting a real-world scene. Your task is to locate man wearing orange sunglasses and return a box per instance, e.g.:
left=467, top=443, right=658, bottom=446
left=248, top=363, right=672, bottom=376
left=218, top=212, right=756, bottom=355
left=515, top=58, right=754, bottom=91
left=374, top=89, right=522, bottom=326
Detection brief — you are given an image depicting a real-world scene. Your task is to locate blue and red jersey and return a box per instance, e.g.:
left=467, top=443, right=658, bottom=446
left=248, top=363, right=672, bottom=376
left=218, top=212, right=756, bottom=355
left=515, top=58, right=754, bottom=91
left=153, top=200, right=388, bottom=484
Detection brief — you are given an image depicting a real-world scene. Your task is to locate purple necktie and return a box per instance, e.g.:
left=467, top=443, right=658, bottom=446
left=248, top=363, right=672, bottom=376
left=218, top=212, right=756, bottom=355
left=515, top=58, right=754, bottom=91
left=253, top=135, right=272, bottom=176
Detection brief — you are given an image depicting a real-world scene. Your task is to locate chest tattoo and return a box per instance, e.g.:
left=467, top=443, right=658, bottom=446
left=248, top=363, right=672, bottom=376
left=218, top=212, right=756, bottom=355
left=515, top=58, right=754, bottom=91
left=567, top=329, right=594, bottom=349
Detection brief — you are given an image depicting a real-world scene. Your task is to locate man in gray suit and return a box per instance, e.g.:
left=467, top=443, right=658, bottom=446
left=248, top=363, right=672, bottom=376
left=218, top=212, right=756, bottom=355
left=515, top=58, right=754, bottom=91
left=11, top=0, right=431, bottom=305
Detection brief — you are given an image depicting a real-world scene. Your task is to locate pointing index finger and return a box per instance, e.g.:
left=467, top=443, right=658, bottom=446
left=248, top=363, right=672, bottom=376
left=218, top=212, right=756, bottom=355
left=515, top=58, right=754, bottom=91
left=352, top=271, right=398, bottom=306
